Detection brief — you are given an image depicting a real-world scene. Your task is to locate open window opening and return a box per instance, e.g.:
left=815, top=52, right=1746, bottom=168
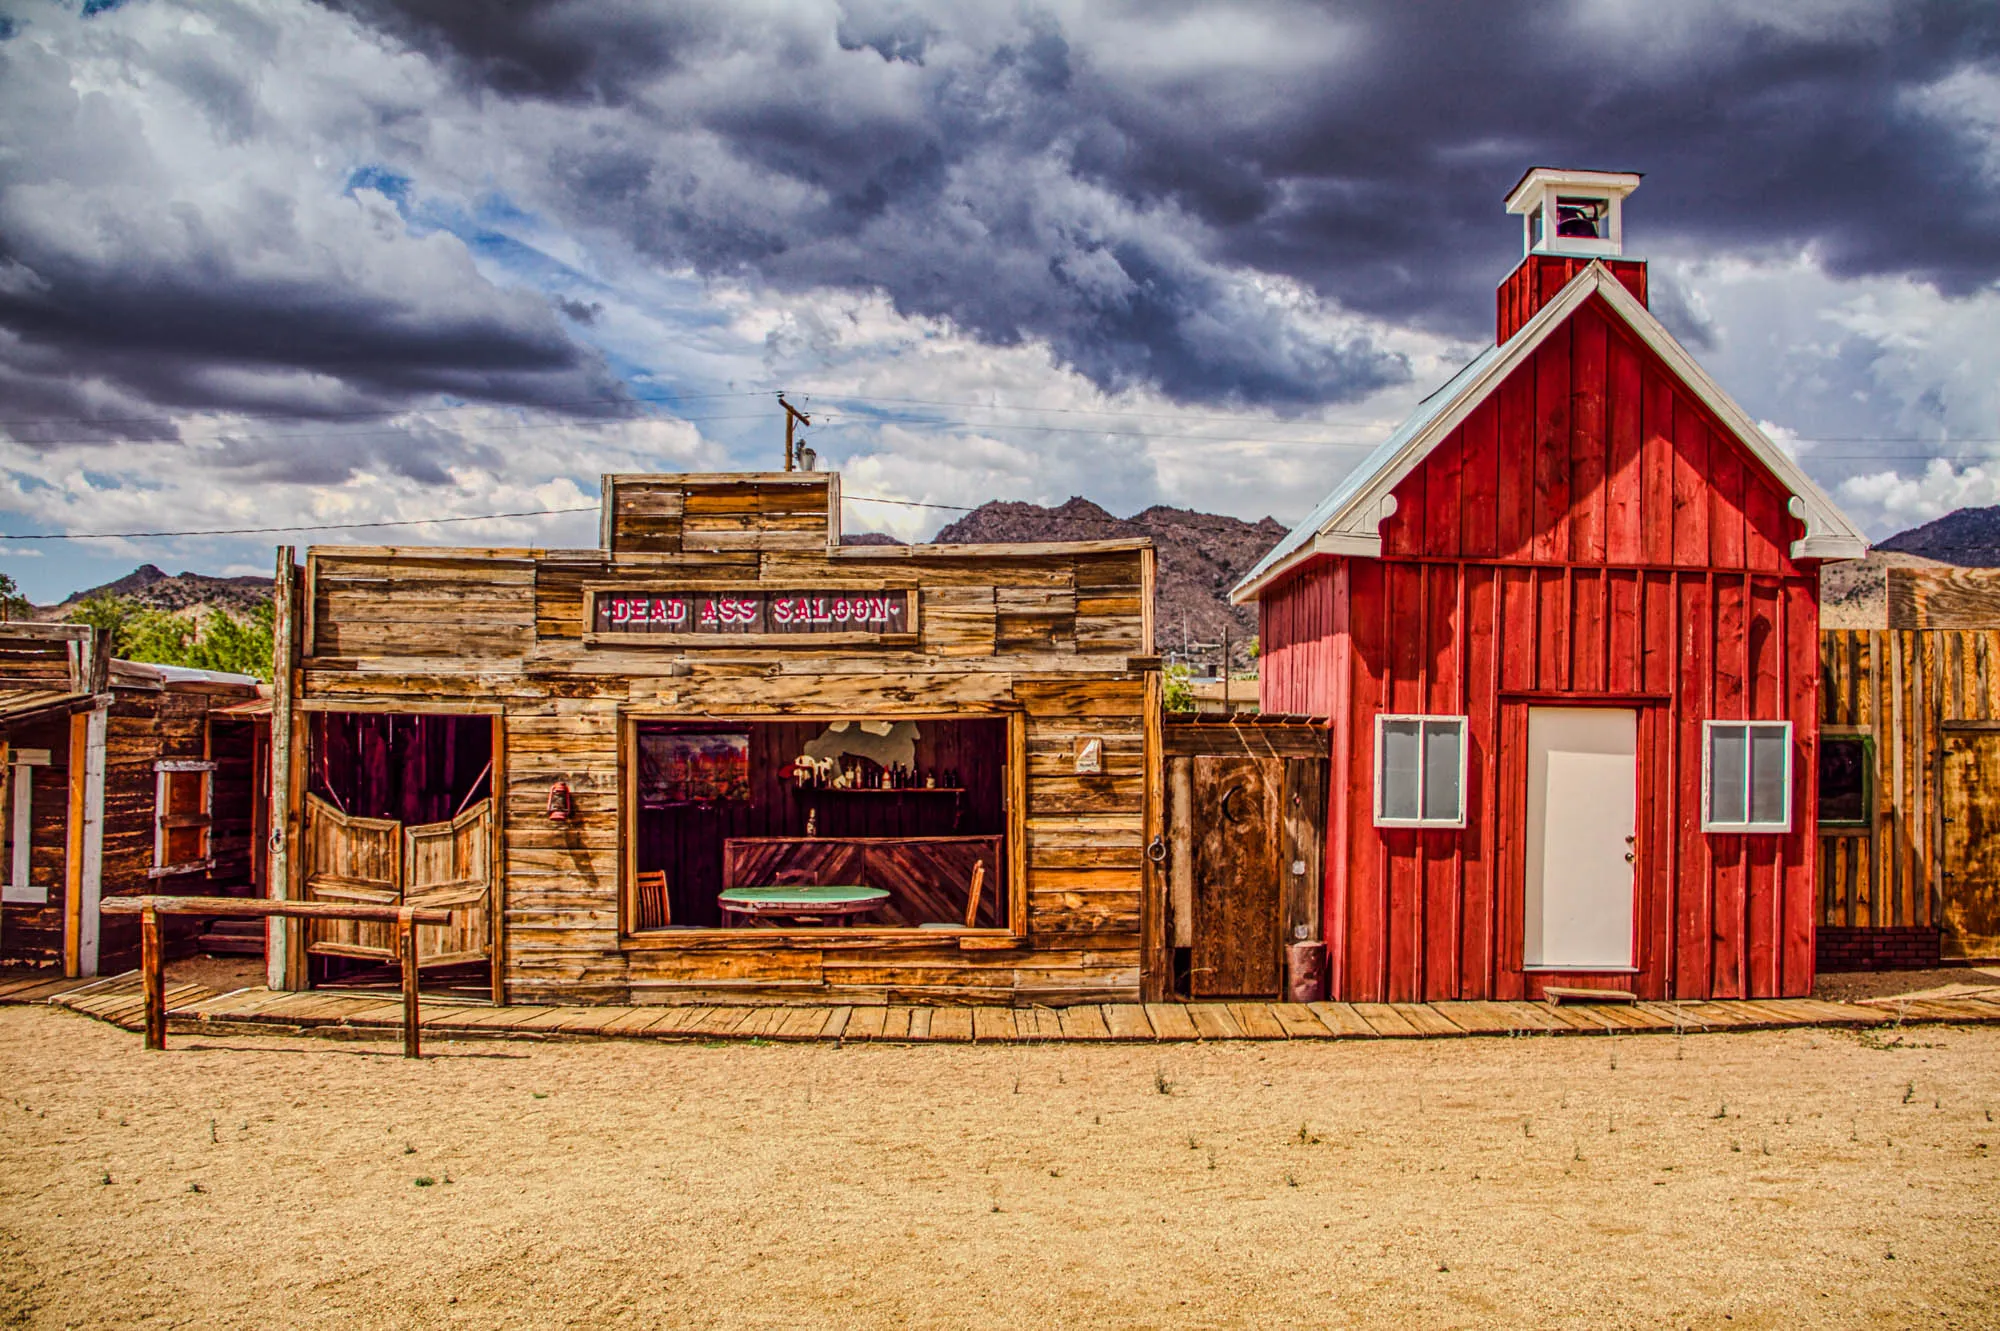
left=2, top=747, right=52, bottom=905
left=628, top=717, right=1010, bottom=933
left=1817, top=734, right=1871, bottom=828
left=1554, top=195, right=1609, bottom=239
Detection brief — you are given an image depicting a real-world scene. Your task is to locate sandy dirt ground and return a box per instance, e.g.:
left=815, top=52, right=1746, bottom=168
left=2, top=1006, right=1998, bottom=1330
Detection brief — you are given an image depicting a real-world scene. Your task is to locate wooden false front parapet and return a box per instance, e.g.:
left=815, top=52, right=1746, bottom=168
left=722, top=836, right=1002, bottom=929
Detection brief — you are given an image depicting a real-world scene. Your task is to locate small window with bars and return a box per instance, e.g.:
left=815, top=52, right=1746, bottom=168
left=1702, top=721, right=1792, bottom=833
left=152, top=759, right=216, bottom=876
left=1374, top=715, right=1468, bottom=829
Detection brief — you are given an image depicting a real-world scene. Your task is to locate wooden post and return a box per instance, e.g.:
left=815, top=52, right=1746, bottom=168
left=1140, top=669, right=1169, bottom=1002
left=268, top=548, right=303, bottom=989
left=488, top=713, right=507, bottom=1005
left=63, top=705, right=106, bottom=978
left=140, top=902, right=165, bottom=1051
left=63, top=712, right=87, bottom=978
left=399, top=905, right=421, bottom=1060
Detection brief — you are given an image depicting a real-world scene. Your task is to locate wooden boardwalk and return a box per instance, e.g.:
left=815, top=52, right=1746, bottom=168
left=9, top=971, right=2000, bottom=1045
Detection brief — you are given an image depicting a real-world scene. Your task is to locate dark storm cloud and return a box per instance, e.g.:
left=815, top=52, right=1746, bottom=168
left=0, top=2, right=628, bottom=448
left=326, top=0, right=2000, bottom=405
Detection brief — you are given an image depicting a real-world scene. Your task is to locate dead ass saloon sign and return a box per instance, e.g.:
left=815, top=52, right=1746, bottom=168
left=592, top=588, right=915, bottom=640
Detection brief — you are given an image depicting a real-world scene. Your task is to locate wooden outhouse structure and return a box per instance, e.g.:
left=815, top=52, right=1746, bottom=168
left=1818, top=567, right=2000, bottom=964
left=0, top=622, right=266, bottom=974
left=1234, top=169, right=1870, bottom=1003
left=267, top=473, right=1167, bottom=1005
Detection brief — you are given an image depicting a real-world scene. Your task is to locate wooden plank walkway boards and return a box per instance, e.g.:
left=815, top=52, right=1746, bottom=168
left=12, top=974, right=2000, bottom=1045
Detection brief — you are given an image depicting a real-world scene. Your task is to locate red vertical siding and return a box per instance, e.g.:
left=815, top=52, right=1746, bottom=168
left=1256, top=564, right=1337, bottom=716
left=1278, top=294, right=1824, bottom=1003
left=1496, top=254, right=1650, bottom=342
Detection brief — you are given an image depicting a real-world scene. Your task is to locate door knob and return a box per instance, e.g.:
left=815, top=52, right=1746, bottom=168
left=1624, top=851, right=1636, bottom=863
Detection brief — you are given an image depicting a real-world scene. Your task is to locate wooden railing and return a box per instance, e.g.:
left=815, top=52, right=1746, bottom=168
left=99, top=896, right=454, bottom=1058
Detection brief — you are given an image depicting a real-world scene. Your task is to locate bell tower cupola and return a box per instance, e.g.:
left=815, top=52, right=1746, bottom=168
left=1504, top=167, right=1641, bottom=258
left=1496, top=167, right=1648, bottom=342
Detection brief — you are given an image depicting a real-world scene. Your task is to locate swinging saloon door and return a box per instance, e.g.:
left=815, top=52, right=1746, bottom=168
left=302, top=794, right=493, bottom=965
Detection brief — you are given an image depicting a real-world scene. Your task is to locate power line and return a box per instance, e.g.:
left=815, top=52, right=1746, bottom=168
left=0, top=410, right=787, bottom=449
left=0, top=506, right=598, bottom=541
left=843, top=495, right=974, bottom=511
left=0, top=493, right=975, bottom=541
left=0, top=388, right=775, bottom=431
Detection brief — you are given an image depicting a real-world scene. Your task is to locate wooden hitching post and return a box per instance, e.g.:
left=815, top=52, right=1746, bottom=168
left=398, top=905, right=421, bottom=1060
left=140, top=900, right=165, bottom=1051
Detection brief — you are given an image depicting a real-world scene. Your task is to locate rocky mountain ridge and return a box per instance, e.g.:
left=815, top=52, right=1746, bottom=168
left=35, top=564, right=272, bottom=620
left=933, top=497, right=1285, bottom=666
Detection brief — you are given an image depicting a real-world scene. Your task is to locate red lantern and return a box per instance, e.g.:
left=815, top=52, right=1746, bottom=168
left=546, top=777, right=572, bottom=822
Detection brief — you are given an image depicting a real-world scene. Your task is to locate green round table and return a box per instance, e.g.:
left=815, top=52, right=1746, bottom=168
left=717, top=884, right=890, bottom=925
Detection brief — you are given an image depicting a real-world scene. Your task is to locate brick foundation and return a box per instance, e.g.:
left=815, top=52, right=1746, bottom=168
left=1816, top=926, right=1943, bottom=972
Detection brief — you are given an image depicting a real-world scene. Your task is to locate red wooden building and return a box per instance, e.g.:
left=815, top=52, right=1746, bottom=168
left=1233, top=169, right=1869, bottom=1003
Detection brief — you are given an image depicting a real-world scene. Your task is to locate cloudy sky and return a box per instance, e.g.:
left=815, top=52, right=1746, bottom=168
left=2, top=0, right=1998, bottom=601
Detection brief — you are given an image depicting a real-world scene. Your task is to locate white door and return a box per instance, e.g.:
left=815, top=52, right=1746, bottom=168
left=1524, top=707, right=1637, bottom=969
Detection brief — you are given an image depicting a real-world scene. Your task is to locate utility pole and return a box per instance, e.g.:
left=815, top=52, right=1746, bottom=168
left=777, top=394, right=811, bottom=471
left=1221, top=623, right=1230, bottom=715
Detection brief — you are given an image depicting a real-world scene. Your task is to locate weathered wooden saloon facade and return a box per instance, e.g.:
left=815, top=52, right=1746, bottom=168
left=268, top=473, right=1170, bottom=1005
left=1235, top=169, right=1871, bottom=1003
left=1819, top=566, right=2000, bottom=965
left=0, top=622, right=266, bottom=974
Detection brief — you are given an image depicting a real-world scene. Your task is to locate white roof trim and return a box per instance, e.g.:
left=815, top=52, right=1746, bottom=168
left=1231, top=262, right=1868, bottom=604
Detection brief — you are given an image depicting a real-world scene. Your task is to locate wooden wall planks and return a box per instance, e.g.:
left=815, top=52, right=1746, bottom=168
left=294, top=473, right=1159, bottom=1005
left=1819, top=620, right=2000, bottom=958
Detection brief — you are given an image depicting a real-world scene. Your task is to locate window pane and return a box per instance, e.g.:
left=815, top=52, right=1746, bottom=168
left=1709, top=725, right=1747, bottom=825
left=1748, top=725, right=1789, bottom=825
left=166, top=825, right=204, bottom=864
left=165, top=771, right=204, bottom=815
left=1380, top=721, right=1421, bottom=821
left=1818, top=739, right=1867, bottom=823
left=1422, top=721, right=1462, bottom=822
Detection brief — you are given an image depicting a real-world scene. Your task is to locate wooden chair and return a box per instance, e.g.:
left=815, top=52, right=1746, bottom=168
left=920, top=861, right=986, bottom=930
left=634, top=870, right=670, bottom=930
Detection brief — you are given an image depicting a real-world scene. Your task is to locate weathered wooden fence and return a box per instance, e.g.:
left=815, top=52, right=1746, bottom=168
left=100, top=896, right=453, bottom=1056
left=1820, top=568, right=2000, bottom=958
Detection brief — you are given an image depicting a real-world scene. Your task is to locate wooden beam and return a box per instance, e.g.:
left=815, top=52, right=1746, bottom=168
left=140, top=902, right=165, bottom=1051
left=1007, top=710, right=1028, bottom=939
left=490, top=712, right=508, bottom=1005
left=1141, top=668, right=1167, bottom=1002
left=63, top=711, right=84, bottom=978
left=62, top=705, right=106, bottom=978
left=102, top=896, right=453, bottom=922
left=267, top=548, right=305, bottom=989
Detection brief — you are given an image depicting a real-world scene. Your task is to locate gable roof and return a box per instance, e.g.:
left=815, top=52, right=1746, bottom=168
left=1230, top=261, right=1869, bottom=604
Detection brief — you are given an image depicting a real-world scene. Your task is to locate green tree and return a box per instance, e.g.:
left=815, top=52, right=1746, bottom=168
left=1163, top=662, right=1196, bottom=713
left=64, top=593, right=139, bottom=652
left=65, top=594, right=274, bottom=681
left=185, top=601, right=274, bottom=680
left=0, top=572, right=31, bottom=621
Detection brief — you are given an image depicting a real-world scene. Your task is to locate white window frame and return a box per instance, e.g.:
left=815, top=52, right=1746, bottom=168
left=1701, top=720, right=1793, bottom=833
left=1373, top=714, right=1470, bottom=829
left=151, top=759, right=217, bottom=877
left=3, top=749, right=52, bottom=904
